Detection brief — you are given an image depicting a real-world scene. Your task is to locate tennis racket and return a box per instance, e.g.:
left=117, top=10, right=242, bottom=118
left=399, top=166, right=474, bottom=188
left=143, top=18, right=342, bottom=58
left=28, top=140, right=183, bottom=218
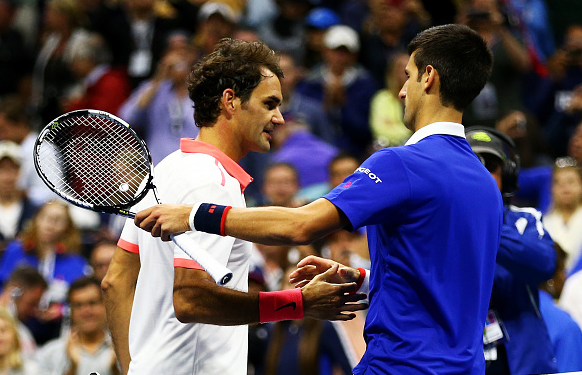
left=34, top=109, right=233, bottom=285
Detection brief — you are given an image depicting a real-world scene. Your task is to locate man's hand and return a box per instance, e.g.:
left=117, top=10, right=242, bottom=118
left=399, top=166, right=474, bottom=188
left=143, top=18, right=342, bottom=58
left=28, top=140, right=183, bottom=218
left=134, top=204, right=192, bottom=241
left=301, top=264, right=367, bottom=321
left=290, top=255, right=360, bottom=287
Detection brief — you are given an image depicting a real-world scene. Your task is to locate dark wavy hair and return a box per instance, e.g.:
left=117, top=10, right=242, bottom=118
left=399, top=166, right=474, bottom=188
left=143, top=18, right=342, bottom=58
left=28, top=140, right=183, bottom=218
left=408, top=24, right=493, bottom=111
left=188, top=38, right=283, bottom=127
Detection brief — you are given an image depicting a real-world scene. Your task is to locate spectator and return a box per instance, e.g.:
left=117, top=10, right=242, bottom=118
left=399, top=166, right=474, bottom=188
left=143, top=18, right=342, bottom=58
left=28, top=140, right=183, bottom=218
left=303, top=7, right=340, bottom=69
left=327, top=152, right=360, bottom=190
left=278, top=53, right=334, bottom=145
left=119, top=31, right=199, bottom=165
left=0, top=267, right=47, bottom=359
left=543, top=157, right=582, bottom=271
left=296, top=25, right=378, bottom=157
left=465, top=127, right=558, bottom=375
left=0, top=201, right=90, bottom=345
left=260, top=163, right=302, bottom=208
left=194, top=1, right=238, bottom=57
left=539, top=244, right=582, bottom=373
left=0, top=0, right=32, bottom=99
left=89, top=241, right=115, bottom=283
left=0, top=308, right=39, bottom=374
left=368, top=52, right=412, bottom=147
left=90, top=0, right=181, bottom=88
left=543, top=24, right=582, bottom=157
left=29, top=0, right=89, bottom=127
left=270, top=120, right=338, bottom=200
left=460, top=0, right=532, bottom=128
left=257, top=0, right=310, bottom=64
left=359, top=0, right=426, bottom=86
left=0, top=96, right=54, bottom=206
left=36, top=277, right=118, bottom=375
left=0, top=141, right=39, bottom=252
left=63, top=32, right=131, bottom=116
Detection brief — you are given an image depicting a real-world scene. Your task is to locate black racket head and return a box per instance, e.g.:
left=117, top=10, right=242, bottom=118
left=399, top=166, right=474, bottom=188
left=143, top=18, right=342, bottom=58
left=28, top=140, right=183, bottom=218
left=34, top=109, right=154, bottom=215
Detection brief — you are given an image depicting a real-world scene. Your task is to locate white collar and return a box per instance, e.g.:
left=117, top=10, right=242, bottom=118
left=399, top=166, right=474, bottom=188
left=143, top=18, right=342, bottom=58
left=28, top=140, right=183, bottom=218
left=405, top=122, right=465, bottom=145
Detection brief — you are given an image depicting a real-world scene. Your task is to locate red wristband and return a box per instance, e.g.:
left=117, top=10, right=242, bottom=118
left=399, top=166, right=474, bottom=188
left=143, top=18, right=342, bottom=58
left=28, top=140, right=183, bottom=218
left=356, top=268, right=366, bottom=290
left=259, top=289, right=304, bottom=323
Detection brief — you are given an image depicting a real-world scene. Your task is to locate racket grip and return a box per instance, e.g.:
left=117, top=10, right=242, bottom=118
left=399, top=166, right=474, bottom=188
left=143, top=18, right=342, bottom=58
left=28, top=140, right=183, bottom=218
left=170, top=233, right=233, bottom=286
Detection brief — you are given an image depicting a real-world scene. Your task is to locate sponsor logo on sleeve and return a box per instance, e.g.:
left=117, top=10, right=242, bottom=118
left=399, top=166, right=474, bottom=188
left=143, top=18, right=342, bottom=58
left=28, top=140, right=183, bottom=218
left=356, top=167, right=383, bottom=183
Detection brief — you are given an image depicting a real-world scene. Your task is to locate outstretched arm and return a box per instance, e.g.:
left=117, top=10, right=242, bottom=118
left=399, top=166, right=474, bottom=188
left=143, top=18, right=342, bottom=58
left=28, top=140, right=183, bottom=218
left=135, top=198, right=350, bottom=246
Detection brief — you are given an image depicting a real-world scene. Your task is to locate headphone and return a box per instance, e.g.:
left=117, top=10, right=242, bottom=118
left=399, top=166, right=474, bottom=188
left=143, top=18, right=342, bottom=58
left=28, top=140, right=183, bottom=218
left=465, top=126, right=520, bottom=197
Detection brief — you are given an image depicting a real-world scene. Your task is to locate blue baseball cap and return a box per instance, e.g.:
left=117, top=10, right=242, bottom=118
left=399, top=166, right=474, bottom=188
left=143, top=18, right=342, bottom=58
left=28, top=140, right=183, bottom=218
left=306, top=8, right=340, bottom=30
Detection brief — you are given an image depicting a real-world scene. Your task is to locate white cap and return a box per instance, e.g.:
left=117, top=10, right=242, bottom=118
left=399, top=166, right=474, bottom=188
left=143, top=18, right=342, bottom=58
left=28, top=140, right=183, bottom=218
left=198, top=2, right=240, bottom=24
left=0, top=141, right=21, bottom=165
left=324, top=25, right=360, bottom=53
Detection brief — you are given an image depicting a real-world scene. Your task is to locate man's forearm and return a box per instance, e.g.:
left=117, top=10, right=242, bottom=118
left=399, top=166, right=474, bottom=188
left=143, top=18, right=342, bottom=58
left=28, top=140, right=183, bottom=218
left=102, top=248, right=140, bottom=375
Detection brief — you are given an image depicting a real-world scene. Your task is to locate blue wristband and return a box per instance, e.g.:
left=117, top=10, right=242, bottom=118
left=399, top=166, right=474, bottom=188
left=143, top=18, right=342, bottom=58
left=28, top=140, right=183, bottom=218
left=194, top=203, right=232, bottom=236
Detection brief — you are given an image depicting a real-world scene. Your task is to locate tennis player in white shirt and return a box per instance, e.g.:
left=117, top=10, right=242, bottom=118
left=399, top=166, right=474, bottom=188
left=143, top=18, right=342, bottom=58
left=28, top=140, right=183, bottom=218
left=102, top=38, right=367, bottom=375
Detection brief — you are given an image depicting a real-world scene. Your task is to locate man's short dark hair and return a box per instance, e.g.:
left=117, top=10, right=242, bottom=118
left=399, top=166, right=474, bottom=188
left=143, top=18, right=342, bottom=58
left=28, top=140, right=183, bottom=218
left=188, top=38, right=283, bottom=127
left=6, top=266, right=48, bottom=290
left=408, top=24, right=493, bottom=111
left=67, top=276, right=101, bottom=304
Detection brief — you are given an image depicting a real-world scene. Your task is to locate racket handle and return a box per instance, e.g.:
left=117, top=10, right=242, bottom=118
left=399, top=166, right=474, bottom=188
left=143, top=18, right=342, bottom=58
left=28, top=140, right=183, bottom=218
left=170, top=233, right=233, bottom=286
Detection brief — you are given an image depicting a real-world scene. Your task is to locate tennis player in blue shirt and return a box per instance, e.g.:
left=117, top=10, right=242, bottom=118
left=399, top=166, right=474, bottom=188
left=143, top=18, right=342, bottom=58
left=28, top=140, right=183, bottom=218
left=135, top=24, right=503, bottom=375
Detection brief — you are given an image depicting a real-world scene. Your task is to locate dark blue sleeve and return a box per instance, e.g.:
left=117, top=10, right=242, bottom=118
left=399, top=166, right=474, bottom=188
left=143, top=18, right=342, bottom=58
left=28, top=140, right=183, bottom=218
left=515, top=166, right=552, bottom=214
left=324, top=149, right=410, bottom=231
left=496, top=208, right=556, bottom=285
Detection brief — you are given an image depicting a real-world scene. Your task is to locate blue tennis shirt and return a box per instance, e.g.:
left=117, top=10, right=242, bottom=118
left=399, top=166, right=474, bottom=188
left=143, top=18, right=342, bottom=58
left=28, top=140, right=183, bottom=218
left=325, top=122, right=503, bottom=375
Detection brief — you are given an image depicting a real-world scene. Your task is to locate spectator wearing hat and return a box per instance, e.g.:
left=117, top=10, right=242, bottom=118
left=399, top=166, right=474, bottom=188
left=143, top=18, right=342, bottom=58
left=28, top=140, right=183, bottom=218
left=303, top=7, right=340, bottom=69
left=194, top=1, right=239, bottom=56
left=296, top=25, right=378, bottom=158
left=0, top=141, right=39, bottom=252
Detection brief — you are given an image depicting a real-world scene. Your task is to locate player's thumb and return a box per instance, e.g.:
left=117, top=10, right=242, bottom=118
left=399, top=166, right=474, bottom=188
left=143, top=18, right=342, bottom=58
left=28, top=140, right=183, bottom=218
left=317, top=263, right=339, bottom=282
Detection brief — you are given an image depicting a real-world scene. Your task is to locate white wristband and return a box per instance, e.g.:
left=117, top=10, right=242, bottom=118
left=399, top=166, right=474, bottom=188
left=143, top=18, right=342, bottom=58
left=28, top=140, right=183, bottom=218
left=189, top=202, right=202, bottom=231
left=357, top=270, right=370, bottom=294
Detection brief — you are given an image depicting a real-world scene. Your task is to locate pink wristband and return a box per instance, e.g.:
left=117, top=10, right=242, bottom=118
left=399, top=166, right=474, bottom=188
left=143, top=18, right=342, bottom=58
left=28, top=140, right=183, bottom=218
left=259, top=289, right=304, bottom=323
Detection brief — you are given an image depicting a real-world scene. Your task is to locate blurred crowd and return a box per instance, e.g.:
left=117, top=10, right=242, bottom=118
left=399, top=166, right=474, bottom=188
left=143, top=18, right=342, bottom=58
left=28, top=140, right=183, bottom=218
left=0, top=0, right=582, bottom=374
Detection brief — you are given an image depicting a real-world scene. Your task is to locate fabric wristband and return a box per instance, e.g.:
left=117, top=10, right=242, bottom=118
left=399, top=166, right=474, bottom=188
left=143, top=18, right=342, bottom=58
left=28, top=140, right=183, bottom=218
left=191, top=203, right=232, bottom=236
left=259, top=288, right=304, bottom=323
left=356, top=268, right=366, bottom=290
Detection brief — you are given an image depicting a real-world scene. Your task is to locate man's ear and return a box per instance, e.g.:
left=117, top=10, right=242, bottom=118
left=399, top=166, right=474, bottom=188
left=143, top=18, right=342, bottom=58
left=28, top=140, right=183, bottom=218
left=221, top=88, right=237, bottom=116
left=424, top=65, right=439, bottom=93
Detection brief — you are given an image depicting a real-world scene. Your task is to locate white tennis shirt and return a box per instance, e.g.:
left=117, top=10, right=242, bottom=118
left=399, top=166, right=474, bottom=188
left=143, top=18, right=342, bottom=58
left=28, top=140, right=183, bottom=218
left=118, top=139, right=253, bottom=375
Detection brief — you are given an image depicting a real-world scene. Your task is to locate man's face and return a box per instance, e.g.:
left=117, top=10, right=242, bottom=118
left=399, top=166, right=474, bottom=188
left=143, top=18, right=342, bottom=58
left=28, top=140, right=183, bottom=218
left=399, top=52, right=423, bottom=131
left=235, top=68, right=285, bottom=154
left=329, top=157, right=359, bottom=187
left=15, top=285, right=45, bottom=321
left=0, top=158, right=20, bottom=193
left=69, top=285, right=107, bottom=335
left=262, top=165, right=299, bottom=207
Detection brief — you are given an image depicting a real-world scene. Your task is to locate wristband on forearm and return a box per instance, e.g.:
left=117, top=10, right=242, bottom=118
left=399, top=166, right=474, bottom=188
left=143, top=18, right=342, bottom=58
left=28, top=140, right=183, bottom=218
left=189, top=203, right=232, bottom=236
left=259, top=288, right=304, bottom=323
left=356, top=268, right=370, bottom=294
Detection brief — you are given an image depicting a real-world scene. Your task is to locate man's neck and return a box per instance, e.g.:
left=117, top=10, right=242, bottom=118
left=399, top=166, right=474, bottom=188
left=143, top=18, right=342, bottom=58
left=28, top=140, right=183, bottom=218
left=196, top=125, right=246, bottom=162
left=414, top=105, right=463, bottom=132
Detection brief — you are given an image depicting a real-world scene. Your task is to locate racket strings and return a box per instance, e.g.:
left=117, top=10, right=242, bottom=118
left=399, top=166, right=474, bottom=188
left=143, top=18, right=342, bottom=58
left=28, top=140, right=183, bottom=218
left=37, top=115, right=151, bottom=207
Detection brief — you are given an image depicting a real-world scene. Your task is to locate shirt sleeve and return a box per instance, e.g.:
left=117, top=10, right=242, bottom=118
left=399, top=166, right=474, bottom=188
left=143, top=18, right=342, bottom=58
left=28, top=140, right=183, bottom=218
left=171, top=178, right=236, bottom=270
left=324, top=148, right=410, bottom=231
left=118, top=217, right=140, bottom=253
